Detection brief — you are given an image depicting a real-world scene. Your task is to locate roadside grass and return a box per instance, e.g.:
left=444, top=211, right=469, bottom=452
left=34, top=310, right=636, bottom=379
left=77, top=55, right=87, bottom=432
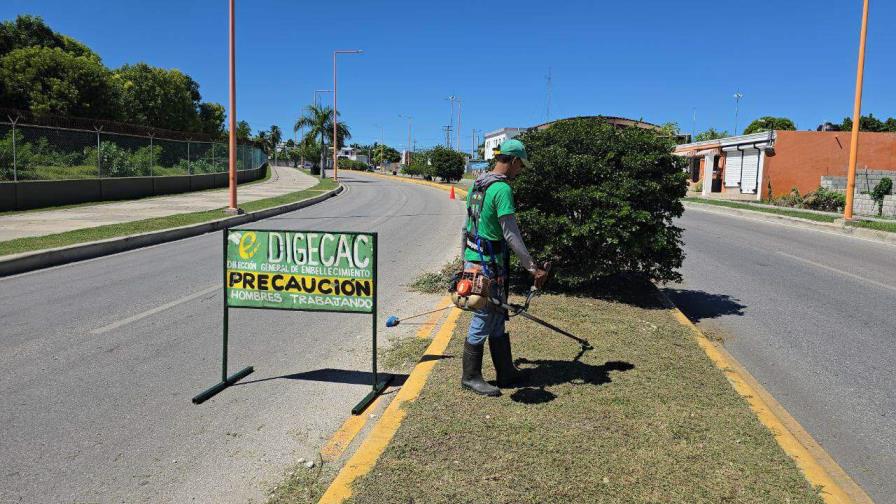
left=0, top=177, right=337, bottom=257
left=848, top=219, right=896, bottom=233
left=408, top=256, right=462, bottom=293
left=266, top=458, right=334, bottom=504
left=684, top=197, right=838, bottom=223
left=344, top=279, right=823, bottom=503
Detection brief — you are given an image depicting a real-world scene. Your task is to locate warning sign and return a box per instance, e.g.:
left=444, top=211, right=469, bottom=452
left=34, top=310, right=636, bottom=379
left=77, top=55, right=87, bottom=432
left=225, top=229, right=376, bottom=313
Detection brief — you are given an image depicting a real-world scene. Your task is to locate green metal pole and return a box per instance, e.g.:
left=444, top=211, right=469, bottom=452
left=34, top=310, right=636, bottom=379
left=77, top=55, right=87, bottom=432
left=222, top=228, right=229, bottom=382
left=352, top=233, right=391, bottom=415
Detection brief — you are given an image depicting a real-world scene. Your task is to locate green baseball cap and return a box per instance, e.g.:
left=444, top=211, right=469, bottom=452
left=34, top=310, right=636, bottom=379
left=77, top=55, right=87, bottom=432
left=498, top=139, right=531, bottom=168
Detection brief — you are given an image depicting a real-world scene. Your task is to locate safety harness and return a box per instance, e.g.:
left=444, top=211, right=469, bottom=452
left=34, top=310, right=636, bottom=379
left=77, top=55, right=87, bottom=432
left=465, top=179, right=510, bottom=279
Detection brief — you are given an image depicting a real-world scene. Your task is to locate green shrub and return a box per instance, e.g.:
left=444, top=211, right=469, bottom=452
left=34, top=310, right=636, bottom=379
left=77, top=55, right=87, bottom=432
left=429, top=146, right=465, bottom=182
left=871, top=177, right=893, bottom=216
left=512, top=118, right=688, bottom=287
left=772, top=187, right=844, bottom=212
left=337, top=158, right=369, bottom=171
left=82, top=141, right=134, bottom=177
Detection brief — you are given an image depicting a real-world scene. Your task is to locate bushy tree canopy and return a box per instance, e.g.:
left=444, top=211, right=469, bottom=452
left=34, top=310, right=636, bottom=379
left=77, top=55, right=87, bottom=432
left=693, top=128, right=730, bottom=141
left=743, top=116, right=796, bottom=134
left=0, top=46, right=120, bottom=118
left=840, top=114, right=895, bottom=132
left=0, top=15, right=226, bottom=135
left=512, top=118, right=688, bottom=286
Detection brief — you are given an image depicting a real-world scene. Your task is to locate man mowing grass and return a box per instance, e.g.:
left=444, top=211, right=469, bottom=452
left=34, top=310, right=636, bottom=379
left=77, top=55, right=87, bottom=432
left=457, top=139, right=547, bottom=397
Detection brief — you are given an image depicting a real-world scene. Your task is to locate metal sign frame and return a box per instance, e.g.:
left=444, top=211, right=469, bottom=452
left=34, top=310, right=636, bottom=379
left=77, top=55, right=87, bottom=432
left=192, top=228, right=391, bottom=415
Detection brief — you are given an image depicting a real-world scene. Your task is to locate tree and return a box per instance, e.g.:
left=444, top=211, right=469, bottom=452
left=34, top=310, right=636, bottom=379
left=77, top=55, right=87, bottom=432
left=235, top=120, right=251, bottom=141
left=512, top=118, right=688, bottom=287
left=840, top=114, right=888, bottom=132
left=294, top=104, right=350, bottom=175
left=429, top=146, right=465, bottom=182
left=372, top=143, right=401, bottom=165
left=870, top=177, right=893, bottom=217
left=743, top=116, right=796, bottom=134
left=0, top=15, right=100, bottom=61
left=0, top=46, right=121, bottom=119
left=693, top=128, right=730, bottom=141
left=196, top=102, right=226, bottom=137
left=114, top=63, right=203, bottom=131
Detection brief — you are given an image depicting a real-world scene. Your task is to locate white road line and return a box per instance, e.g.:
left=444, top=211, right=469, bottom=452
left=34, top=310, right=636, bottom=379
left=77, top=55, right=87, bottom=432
left=776, top=251, right=896, bottom=293
left=91, top=285, right=219, bottom=335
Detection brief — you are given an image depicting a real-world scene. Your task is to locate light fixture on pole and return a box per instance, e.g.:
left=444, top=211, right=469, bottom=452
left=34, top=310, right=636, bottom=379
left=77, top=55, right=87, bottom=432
left=733, top=92, right=743, bottom=136
left=333, top=50, right=363, bottom=182
left=845, top=0, right=870, bottom=220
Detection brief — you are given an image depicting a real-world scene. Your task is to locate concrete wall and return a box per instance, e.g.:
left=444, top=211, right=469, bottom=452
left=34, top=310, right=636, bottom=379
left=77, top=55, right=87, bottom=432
left=0, top=165, right=267, bottom=211
left=852, top=193, right=896, bottom=217
left=763, top=131, right=896, bottom=198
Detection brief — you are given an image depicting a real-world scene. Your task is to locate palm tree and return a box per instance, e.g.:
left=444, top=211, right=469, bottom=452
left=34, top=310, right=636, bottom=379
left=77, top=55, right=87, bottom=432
left=270, top=125, right=282, bottom=166
left=294, top=104, right=351, bottom=178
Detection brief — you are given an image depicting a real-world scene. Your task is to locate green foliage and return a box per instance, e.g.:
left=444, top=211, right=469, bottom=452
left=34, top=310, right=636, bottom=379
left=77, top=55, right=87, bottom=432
left=429, top=146, right=465, bottom=182
left=512, top=118, right=688, bottom=287
left=372, top=143, right=401, bottom=164
left=743, top=116, right=796, bottom=134
left=338, top=158, right=369, bottom=171
left=840, top=114, right=895, bottom=132
left=0, top=15, right=225, bottom=133
left=771, top=187, right=845, bottom=212
left=82, top=141, right=133, bottom=177
left=294, top=103, right=351, bottom=170
left=0, top=15, right=100, bottom=61
left=871, top=177, right=893, bottom=216
left=0, top=46, right=121, bottom=118
left=235, top=120, right=251, bottom=141
left=694, top=128, right=730, bottom=141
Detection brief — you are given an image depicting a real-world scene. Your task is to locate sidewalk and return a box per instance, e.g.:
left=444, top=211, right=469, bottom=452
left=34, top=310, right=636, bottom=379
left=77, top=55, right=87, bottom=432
left=0, top=165, right=318, bottom=241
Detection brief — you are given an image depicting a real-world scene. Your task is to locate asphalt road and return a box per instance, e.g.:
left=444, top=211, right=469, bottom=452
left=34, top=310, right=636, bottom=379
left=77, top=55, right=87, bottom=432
left=668, top=206, right=896, bottom=503
left=0, top=173, right=465, bottom=503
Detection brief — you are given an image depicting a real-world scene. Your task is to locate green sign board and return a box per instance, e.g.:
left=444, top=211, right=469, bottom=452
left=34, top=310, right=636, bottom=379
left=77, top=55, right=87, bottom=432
left=225, top=229, right=376, bottom=313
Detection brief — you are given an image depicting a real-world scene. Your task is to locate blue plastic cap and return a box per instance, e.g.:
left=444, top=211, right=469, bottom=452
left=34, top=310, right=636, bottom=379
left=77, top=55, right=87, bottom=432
left=385, top=316, right=399, bottom=328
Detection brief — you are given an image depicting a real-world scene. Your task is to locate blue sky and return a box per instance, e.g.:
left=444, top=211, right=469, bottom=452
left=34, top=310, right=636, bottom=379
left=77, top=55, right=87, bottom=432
left=2, top=1, right=894, bottom=150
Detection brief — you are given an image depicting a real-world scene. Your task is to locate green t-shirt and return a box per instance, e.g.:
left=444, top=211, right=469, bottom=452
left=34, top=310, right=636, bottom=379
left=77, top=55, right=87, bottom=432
left=464, top=180, right=515, bottom=263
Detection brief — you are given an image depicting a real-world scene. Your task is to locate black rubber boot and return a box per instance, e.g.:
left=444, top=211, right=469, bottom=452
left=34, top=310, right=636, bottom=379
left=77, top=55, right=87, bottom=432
left=462, top=341, right=500, bottom=396
left=489, top=333, right=526, bottom=388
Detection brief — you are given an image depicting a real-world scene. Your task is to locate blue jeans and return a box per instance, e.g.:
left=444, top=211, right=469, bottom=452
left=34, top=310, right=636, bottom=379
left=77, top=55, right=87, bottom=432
left=465, top=261, right=507, bottom=345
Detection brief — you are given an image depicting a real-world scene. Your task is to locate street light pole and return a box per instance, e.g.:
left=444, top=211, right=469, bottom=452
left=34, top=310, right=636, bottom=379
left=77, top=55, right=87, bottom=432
left=333, top=50, right=363, bottom=182
left=733, top=92, right=743, bottom=136
left=226, top=0, right=238, bottom=212
left=456, top=98, right=462, bottom=151
left=845, top=0, right=870, bottom=220
left=399, top=114, right=412, bottom=165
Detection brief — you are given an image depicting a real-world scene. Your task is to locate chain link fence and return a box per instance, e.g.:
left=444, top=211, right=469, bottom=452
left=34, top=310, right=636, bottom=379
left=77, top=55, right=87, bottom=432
left=0, top=116, right=265, bottom=182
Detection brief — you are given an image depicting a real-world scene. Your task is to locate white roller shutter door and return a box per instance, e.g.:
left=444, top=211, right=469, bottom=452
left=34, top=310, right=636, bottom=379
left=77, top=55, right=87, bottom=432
left=724, top=150, right=742, bottom=187
left=740, top=149, right=759, bottom=193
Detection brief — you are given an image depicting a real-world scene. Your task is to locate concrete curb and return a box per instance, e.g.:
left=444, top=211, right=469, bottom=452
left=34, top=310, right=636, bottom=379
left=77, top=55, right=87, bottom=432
left=0, top=185, right=344, bottom=277
left=683, top=201, right=896, bottom=247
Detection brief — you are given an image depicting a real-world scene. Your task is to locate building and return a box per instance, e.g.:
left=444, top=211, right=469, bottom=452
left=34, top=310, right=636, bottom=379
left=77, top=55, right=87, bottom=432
left=338, top=147, right=369, bottom=165
left=674, top=131, right=896, bottom=201
left=483, top=128, right=526, bottom=160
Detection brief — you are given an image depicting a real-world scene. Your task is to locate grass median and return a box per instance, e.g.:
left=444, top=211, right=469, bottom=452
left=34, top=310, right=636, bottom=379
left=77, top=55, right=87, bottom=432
left=683, top=197, right=838, bottom=223
left=0, top=177, right=337, bottom=257
left=341, top=278, right=822, bottom=503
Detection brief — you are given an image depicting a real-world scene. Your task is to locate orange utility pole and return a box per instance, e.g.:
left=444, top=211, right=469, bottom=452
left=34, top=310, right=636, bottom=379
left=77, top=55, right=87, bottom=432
left=845, top=0, right=870, bottom=220
left=226, top=0, right=238, bottom=212
left=332, top=50, right=363, bottom=182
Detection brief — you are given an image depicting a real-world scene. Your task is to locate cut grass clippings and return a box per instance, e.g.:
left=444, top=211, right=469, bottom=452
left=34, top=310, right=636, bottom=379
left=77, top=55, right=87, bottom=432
left=408, top=256, right=462, bottom=294
left=343, top=279, right=823, bottom=504
left=684, top=197, right=838, bottom=223
left=0, top=177, right=337, bottom=257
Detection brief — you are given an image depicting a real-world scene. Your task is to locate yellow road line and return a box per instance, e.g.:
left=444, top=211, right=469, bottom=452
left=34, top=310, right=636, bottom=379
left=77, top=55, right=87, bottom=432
left=661, top=292, right=873, bottom=504
left=319, top=395, right=383, bottom=462
left=416, top=295, right=452, bottom=339
left=354, top=170, right=468, bottom=198
left=319, top=306, right=463, bottom=504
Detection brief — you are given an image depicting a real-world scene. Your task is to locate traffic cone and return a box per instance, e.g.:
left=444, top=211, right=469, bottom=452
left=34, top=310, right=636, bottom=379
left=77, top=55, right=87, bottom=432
left=449, top=186, right=456, bottom=200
